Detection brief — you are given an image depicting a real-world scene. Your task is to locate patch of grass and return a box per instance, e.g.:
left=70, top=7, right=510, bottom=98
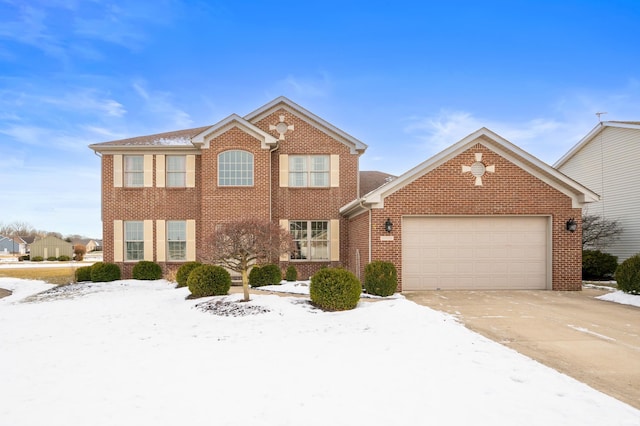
left=0, top=267, right=77, bottom=285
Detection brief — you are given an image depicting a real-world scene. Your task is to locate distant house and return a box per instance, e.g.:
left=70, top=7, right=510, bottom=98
left=29, top=235, right=73, bottom=259
left=0, top=236, right=17, bottom=254
left=86, top=239, right=103, bottom=252
left=555, top=121, right=640, bottom=262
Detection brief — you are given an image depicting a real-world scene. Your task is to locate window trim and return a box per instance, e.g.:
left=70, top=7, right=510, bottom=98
left=218, top=150, right=254, bottom=187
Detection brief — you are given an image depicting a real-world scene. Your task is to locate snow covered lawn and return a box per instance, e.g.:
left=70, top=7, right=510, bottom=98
left=1, top=278, right=638, bottom=426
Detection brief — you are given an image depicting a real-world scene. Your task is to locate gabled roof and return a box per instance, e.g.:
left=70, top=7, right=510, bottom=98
left=341, top=127, right=599, bottom=216
left=554, top=121, right=640, bottom=168
left=89, top=126, right=210, bottom=152
left=244, top=96, right=367, bottom=154
left=191, top=114, right=278, bottom=149
left=359, top=171, right=396, bottom=196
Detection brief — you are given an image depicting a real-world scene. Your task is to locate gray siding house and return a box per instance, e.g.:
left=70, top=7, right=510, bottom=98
left=555, top=121, right=640, bottom=261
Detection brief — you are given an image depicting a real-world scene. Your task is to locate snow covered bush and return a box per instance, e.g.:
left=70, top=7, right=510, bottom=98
left=132, top=261, right=163, bottom=280
left=249, top=264, right=282, bottom=287
left=285, top=265, right=298, bottom=282
left=615, top=254, right=640, bottom=295
left=187, top=265, right=231, bottom=297
left=582, top=250, right=618, bottom=280
left=90, top=262, right=121, bottom=282
left=310, top=268, right=361, bottom=311
left=364, top=261, right=398, bottom=297
left=175, top=261, right=202, bottom=288
left=75, top=266, right=92, bottom=282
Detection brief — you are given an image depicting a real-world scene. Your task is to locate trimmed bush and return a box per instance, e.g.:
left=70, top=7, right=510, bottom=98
left=132, top=260, right=163, bottom=280
left=31, top=256, right=44, bottom=262
left=310, top=268, right=361, bottom=311
left=90, top=262, right=121, bottom=282
left=364, top=261, right=398, bottom=297
left=58, top=255, right=71, bottom=261
left=47, top=256, right=57, bottom=261
left=249, top=264, right=282, bottom=287
left=615, top=254, right=640, bottom=295
left=187, top=265, right=231, bottom=297
left=75, top=266, right=93, bottom=282
left=582, top=250, right=618, bottom=280
left=175, top=261, right=202, bottom=288
left=285, top=265, right=298, bottom=282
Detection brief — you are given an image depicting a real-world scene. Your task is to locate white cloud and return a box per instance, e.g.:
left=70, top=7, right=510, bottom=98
left=131, top=80, right=194, bottom=129
left=272, top=72, right=332, bottom=98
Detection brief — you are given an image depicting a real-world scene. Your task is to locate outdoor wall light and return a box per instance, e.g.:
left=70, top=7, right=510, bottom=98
left=384, top=218, right=393, bottom=233
left=566, top=218, right=577, bottom=233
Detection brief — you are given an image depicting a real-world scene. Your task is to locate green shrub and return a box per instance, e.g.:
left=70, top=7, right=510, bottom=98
left=363, top=261, right=398, bottom=297
left=47, top=256, right=57, bottom=261
left=249, top=264, right=282, bottom=287
left=58, top=255, right=71, bottom=261
left=582, top=250, right=618, bottom=280
left=310, top=268, right=361, bottom=311
left=132, top=260, right=163, bottom=280
left=615, top=254, right=640, bottom=295
left=75, top=266, right=93, bottom=282
left=31, top=256, right=43, bottom=262
left=90, top=262, right=121, bottom=282
left=187, top=265, right=231, bottom=297
left=285, top=265, right=298, bottom=282
left=176, top=261, right=202, bottom=288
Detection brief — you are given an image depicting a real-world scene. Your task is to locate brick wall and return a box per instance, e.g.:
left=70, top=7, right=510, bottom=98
left=346, top=142, right=583, bottom=291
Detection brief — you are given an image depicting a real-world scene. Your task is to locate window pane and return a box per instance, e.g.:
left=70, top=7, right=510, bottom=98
left=311, top=156, right=328, bottom=171
left=289, top=156, right=307, bottom=172
left=125, top=221, right=144, bottom=261
left=219, top=150, right=253, bottom=186
left=310, top=172, right=329, bottom=187
left=289, top=172, right=307, bottom=187
left=310, top=241, right=328, bottom=260
left=124, top=156, right=143, bottom=187
left=166, top=156, right=185, bottom=171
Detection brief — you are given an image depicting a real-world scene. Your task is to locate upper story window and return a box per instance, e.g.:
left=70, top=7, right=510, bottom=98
left=218, top=150, right=254, bottom=186
left=289, top=155, right=329, bottom=187
left=124, top=155, right=143, bottom=187
left=166, top=155, right=186, bottom=187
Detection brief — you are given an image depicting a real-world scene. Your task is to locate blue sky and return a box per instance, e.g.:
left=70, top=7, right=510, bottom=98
left=1, top=0, right=639, bottom=238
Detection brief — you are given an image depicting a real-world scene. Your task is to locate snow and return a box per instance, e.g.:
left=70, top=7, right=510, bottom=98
left=597, top=290, right=640, bottom=308
left=1, top=278, right=638, bottom=426
left=150, top=137, right=192, bottom=146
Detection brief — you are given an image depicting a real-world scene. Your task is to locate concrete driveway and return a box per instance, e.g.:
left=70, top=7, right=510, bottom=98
left=404, top=288, right=640, bottom=409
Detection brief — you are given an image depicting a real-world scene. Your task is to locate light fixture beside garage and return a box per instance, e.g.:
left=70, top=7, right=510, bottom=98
left=384, top=218, right=393, bottom=233
left=566, top=218, right=577, bottom=233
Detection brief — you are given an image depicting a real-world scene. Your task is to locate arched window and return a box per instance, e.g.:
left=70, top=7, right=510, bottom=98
left=218, top=150, right=254, bottom=186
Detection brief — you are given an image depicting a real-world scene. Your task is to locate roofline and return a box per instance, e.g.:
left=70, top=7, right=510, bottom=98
left=244, top=96, right=368, bottom=154
left=341, top=127, right=599, bottom=216
left=554, top=121, right=640, bottom=168
left=191, top=114, right=278, bottom=149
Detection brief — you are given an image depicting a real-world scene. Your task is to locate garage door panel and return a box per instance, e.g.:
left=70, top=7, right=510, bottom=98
left=402, top=216, right=548, bottom=290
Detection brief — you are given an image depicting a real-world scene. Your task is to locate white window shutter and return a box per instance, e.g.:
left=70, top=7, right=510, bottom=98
left=186, top=155, right=196, bottom=188
left=186, top=220, right=196, bottom=261
left=144, top=155, right=153, bottom=187
left=279, top=219, right=289, bottom=261
left=279, top=154, right=289, bottom=187
left=156, top=220, right=166, bottom=262
left=330, top=219, right=340, bottom=261
left=113, top=220, right=123, bottom=262
left=113, top=155, right=123, bottom=188
left=330, top=155, right=340, bottom=187
left=156, top=155, right=165, bottom=188
left=144, top=220, right=153, bottom=261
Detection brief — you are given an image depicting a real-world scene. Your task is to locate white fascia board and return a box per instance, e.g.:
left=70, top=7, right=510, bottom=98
left=88, top=145, right=201, bottom=155
left=192, top=114, right=278, bottom=149
left=244, top=96, right=368, bottom=154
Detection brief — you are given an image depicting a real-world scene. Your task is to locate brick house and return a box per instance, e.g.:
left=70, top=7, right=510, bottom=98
left=91, top=98, right=597, bottom=290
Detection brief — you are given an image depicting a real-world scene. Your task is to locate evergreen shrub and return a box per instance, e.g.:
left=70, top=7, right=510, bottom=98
left=90, top=262, right=121, bottom=282
left=187, top=265, right=231, bottom=297
left=175, top=261, right=202, bottom=288
left=363, top=261, right=398, bottom=297
left=310, top=268, right=361, bottom=311
left=132, top=260, right=163, bottom=280
left=32, top=256, right=44, bottom=262
left=582, top=250, right=618, bottom=280
left=47, top=256, right=57, bottom=261
left=285, top=265, right=298, bottom=282
left=75, top=266, right=93, bottom=282
left=57, top=255, right=71, bottom=261
left=615, top=254, right=640, bottom=295
left=249, top=264, right=282, bottom=287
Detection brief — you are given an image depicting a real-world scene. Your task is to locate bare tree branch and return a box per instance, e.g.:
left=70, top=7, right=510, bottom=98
left=582, top=214, right=622, bottom=250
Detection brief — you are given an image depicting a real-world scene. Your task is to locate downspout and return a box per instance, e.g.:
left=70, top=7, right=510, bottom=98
left=269, top=142, right=280, bottom=222
left=356, top=199, right=372, bottom=264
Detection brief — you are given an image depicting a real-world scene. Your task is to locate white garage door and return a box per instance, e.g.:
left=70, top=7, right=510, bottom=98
left=402, top=216, right=548, bottom=290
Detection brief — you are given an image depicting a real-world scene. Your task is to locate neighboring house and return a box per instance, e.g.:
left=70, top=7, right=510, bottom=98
left=29, top=235, right=74, bottom=259
left=0, top=236, right=16, bottom=254
left=90, top=97, right=597, bottom=291
left=87, top=239, right=103, bottom=252
left=555, top=121, right=640, bottom=262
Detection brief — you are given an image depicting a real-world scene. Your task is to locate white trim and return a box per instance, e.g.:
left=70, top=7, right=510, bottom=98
left=191, top=114, right=277, bottom=149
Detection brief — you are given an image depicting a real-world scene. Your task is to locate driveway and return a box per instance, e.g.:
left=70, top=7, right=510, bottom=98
left=404, top=288, right=640, bottom=409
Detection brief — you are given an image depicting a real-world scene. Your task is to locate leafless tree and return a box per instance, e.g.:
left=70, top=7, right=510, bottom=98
left=582, top=214, right=622, bottom=250
left=203, top=219, right=293, bottom=301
